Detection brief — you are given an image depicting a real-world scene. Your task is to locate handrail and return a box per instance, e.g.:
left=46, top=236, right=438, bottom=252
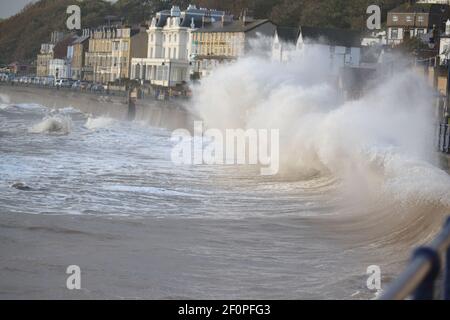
left=439, top=124, right=449, bottom=153
left=380, top=217, right=450, bottom=300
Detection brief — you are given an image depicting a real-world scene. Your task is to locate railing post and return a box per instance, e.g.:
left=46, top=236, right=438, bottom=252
left=444, top=217, right=450, bottom=300
left=412, top=247, right=441, bottom=300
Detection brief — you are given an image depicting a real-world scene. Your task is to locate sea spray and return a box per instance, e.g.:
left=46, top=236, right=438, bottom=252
left=29, top=115, right=73, bottom=135
left=84, top=116, right=115, bottom=130
left=189, top=44, right=450, bottom=236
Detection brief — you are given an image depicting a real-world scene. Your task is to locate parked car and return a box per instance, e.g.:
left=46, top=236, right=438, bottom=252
left=42, top=76, right=55, bottom=86
left=90, top=83, right=105, bottom=92
left=71, top=80, right=81, bottom=90
left=80, top=81, right=90, bottom=90
left=55, top=79, right=72, bottom=88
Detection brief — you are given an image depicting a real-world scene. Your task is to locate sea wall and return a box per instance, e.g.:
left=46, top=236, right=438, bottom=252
left=0, top=84, right=194, bottom=130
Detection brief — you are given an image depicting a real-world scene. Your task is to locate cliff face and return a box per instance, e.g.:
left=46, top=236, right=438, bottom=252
left=0, top=0, right=405, bottom=65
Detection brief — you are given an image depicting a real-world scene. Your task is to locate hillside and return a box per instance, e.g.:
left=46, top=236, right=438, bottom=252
left=0, top=0, right=406, bottom=65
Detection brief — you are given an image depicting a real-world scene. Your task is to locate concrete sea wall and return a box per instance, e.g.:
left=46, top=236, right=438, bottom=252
left=0, top=84, right=194, bottom=130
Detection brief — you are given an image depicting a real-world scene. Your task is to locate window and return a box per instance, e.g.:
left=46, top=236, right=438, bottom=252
left=418, top=16, right=424, bottom=23
left=391, top=28, right=399, bottom=39
left=393, top=15, right=398, bottom=22
left=417, top=29, right=424, bottom=36
left=406, top=16, right=412, bottom=23
left=345, top=47, right=351, bottom=54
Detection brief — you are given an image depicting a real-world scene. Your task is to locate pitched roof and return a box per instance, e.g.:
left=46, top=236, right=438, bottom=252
left=193, top=19, right=271, bottom=33
left=53, top=35, right=78, bottom=59
left=72, top=35, right=89, bottom=44
left=276, top=26, right=300, bottom=44
left=300, top=26, right=361, bottom=47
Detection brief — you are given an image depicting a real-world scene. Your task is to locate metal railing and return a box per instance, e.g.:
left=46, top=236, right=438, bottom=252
left=380, top=217, right=450, bottom=300
left=439, top=124, right=449, bottom=154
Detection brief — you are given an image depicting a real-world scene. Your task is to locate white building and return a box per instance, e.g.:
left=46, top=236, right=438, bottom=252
left=272, top=27, right=299, bottom=62
left=131, top=5, right=229, bottom=87
left=48, top=58, right=71, bottom=79
left=440, top=19, right=450, bottom=64
left=272, top=26, right=361, bottom=70
left=361, top=31, right=387, bottom=47
left=417, top=0, right=450, bottom=4
left=47, top=34, right=79, bottom=79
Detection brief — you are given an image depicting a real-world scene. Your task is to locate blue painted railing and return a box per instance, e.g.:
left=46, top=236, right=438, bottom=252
left=380, top=217, right=450, bottom=300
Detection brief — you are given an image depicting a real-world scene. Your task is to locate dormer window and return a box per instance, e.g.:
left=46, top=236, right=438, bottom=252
left=393, top=15, right=398, bottom=22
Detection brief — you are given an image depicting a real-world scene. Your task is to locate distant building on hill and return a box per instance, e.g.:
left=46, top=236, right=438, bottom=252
left=271, top=26, right=362, bottom=71
left=387, top=2, right=450, bottom=45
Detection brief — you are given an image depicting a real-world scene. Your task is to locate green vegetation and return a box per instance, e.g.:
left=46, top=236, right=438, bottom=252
left=0, top=0, right=406, bottom=64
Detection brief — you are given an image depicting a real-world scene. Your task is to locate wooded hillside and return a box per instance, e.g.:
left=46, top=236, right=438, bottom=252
left=0, top=0, right=406, bottom=64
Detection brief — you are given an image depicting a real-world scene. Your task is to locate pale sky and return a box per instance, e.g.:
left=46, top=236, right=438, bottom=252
left=0, top=0, right=118, bottom=19
left=0, top=0, right=36, bottom=19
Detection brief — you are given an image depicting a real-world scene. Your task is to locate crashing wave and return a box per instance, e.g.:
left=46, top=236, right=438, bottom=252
left=29, top=115, right=72, bottom=135
left=84, top=116, right=115, bottom=130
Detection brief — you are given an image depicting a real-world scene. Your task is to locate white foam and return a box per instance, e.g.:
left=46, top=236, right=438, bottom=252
left=84, top=116, right=115, bottom=130
left=29, top=115, right=72, bottom=135
left=190, top=45, right=450, bottom=214
left=0, top=93, right=10, bottom=104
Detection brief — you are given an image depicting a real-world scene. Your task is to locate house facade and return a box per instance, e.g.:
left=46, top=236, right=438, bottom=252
left=387, top=2, right=450, bottom=45
left=36, top=31, right=64, bottom=77
left=71, top=29, right=90, bottom=80
left=190, top=13, right=276, bottom=77
left=85, top=26, right=147, bottom=83
left=47, top=34, right=78, bottom=79
left=111, top=26, right=148, bottom=81
left=84, top=27, right=116, bottom=83
left=271, top=26, right=361, bottom=70
left=36, top=45, right=54, bottom=77
left=297, top=26, right=361, bottom=69
left=440, top=19, right=450, bottom=63
left=131, top=5, right=229, bottom=87
left=272, top=26, right=300, bottom=62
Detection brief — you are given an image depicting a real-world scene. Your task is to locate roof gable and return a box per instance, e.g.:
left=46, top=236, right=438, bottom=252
left=300, top=26, right=361, bottom=48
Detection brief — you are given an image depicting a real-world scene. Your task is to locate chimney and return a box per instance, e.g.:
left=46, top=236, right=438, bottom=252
left=240, top=9, right=254, bottom=24
left=171, top=5, right=181, bottom=17
left=202, top=12, right=212, bottom=28
left=221, top=14, right=233, bottom=27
